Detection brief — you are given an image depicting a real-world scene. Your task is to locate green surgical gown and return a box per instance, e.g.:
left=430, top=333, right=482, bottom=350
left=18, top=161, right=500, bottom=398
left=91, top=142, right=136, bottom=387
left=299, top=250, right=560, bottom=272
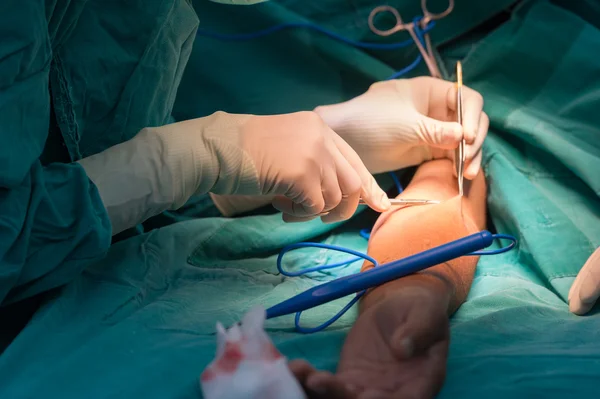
left=0, top=0, right=199, bottom=306
left=2, top=0, right=600, bottom=398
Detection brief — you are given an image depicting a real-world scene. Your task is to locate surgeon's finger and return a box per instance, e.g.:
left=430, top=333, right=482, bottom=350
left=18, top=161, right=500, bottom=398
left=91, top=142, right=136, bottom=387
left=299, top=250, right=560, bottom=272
left=415, top=116, right=463, bottom=149
left=273, top=196, right=323, bottom=218
left=321, top=141, right=361, bottom=224
left=464, top=112, right=488, bottom=179
left=570, top=247, right=600, bottom=315
left=464, top=151, right=483, bottom=180
left=321, top=161, right=343, bottom=214
left=569, top=273, right=589, bottom=315
left=447, top=85, right=484, bottom=144
left=568, top=268, right=583, bottom=305
left=330, top=133, right=390, bottom=214
left=272, top=164, right=328, bottom=217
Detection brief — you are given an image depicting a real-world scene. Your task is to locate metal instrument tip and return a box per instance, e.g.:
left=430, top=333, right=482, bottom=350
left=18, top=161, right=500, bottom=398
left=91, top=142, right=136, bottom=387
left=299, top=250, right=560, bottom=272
left=456, top=61, right=463, bottom=88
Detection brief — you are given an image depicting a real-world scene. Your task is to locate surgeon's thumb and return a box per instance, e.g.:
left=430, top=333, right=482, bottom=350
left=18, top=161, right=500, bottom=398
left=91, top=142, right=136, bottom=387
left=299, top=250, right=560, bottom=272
left=416, top=117, right=463, bottom=150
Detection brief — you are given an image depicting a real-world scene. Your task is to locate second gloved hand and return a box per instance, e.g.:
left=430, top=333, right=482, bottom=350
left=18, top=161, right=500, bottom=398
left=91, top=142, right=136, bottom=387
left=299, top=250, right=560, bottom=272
left=80, top=111, right=390, bottom=234
left=315, top=77, right=489, bottom=178
left=569, top=246, right=600, bottom=315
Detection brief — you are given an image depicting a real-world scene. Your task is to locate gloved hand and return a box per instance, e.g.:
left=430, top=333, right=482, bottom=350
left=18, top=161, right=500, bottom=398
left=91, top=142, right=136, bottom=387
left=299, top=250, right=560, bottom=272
left=569, top=246, right=600, bottom=315
left=79, top=111, right=390, bottom=235
left=314, top=76, right=489, bottom=178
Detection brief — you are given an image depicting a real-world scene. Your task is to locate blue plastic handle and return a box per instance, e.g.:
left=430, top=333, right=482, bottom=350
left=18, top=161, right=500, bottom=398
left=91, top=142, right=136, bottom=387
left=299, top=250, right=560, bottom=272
left=266, top=230, right=494, bottom=319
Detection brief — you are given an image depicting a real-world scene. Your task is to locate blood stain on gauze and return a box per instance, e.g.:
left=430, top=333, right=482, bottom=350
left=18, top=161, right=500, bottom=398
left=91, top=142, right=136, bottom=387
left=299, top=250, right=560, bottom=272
left=201, top=341, right=244, bottom=382
left=200, top=306, right=306, bottom=399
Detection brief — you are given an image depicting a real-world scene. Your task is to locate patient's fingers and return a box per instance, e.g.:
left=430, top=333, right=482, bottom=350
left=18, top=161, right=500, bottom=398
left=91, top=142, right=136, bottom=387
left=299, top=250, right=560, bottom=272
left=289, top=360, right=357, bottom=399
left=395, top=340, right=449, bottom=399
left=306, top=371, right=358, bottom=398
left=289, top=359, right=315, bottom=382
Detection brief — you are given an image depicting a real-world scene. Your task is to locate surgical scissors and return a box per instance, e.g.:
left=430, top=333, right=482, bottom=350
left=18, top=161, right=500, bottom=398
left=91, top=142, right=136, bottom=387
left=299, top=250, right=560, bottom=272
left=368, top=0, right=455, bottom=78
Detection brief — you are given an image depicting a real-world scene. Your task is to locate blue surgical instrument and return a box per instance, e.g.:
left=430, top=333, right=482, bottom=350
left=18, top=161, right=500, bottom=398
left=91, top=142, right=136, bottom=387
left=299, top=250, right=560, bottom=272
left=266, top=230, right=517, bottom=331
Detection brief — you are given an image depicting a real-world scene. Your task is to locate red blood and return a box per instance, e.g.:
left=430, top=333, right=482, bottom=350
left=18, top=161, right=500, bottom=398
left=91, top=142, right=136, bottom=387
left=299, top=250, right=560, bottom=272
left=200, top=367, right=217, bottom=382
left=264, top=342, right=283, bottom=361
left=215, top=341, right=244, bottom=373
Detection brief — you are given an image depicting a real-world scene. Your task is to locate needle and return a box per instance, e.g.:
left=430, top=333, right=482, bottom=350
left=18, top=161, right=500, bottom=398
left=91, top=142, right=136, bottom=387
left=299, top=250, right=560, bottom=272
left=455, top=61, right=465, bottom=197
left=358, top=198, right=440, bottom=206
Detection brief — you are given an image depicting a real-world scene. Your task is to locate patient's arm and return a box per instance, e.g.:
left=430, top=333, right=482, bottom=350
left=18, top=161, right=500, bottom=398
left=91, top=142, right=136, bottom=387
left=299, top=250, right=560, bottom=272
left=291, top=158, right=487, bottom=399
left=360, top=157, right=487, bottom=314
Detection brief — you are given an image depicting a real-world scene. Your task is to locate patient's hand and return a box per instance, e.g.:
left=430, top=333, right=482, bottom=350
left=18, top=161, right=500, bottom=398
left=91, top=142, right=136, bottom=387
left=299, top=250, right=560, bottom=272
left=340, top=285, right=449, bottom=398
left=290, top=285, right=449, bottom=399
left=289, top=159, right=486, bottom=398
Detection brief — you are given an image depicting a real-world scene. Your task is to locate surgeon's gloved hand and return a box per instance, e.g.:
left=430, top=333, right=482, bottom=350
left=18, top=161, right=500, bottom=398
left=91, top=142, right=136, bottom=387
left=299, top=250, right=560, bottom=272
left=315, top=77, right=489, bottom=179
left=569, top=246, right=600, bottom=315
left=79, top=111, right=389, bottom=235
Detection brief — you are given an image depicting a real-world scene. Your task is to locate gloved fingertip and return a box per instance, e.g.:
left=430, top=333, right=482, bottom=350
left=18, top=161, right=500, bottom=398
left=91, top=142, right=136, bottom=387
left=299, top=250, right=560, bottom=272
left=464, top=128, right=476, bottom=144
left=363, top=182, right=391, bottom=212
left=578, top=268, right=600, bottom=305
left=569, top=297, right=593, bottom=316
left=380, top=193, right=391, bottom=210
left=465, top=159, right=481, bottom=179
left=455, top=123, right=465, bottom=137
left=464, top=167, right=477, bottom=180
left=441, top=123, right=463, bottom=146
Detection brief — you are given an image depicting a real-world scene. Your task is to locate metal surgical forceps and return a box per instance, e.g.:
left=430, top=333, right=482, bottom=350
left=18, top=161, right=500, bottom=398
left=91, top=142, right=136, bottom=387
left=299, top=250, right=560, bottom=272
left=368, top=0, right=454, bottom=78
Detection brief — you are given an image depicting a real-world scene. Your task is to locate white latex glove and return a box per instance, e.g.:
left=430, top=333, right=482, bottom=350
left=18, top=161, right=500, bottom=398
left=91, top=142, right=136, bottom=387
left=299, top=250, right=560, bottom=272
left=79, top=111, right=389, bottom=235
left=314, top=77, right=489, bottom=178
left=569, top=246, right=600, bottom=315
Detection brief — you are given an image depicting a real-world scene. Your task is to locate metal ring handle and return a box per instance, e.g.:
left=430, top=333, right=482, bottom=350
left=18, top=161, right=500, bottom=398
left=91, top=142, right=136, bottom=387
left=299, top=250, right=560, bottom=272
left=368, top=5, right=406, bottom=37
left=421, top=0, right=454, bottom=26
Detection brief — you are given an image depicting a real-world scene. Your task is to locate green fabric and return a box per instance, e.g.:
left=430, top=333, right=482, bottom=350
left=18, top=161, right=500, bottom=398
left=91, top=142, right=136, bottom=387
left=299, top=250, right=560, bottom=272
left=175, top=0, right=519, bottom=119
left=0, top=0, right=114, bottom=306
left=2, top=0, right=600, bottom=398
left=0, top=0, right=202, bottom=306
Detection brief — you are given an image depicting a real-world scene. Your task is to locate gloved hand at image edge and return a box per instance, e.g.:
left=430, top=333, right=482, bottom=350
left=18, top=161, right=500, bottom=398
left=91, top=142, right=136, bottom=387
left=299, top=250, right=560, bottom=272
left=79, top=111, right=390, bottom=235
left=569, top=246, right=600, bottom=315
